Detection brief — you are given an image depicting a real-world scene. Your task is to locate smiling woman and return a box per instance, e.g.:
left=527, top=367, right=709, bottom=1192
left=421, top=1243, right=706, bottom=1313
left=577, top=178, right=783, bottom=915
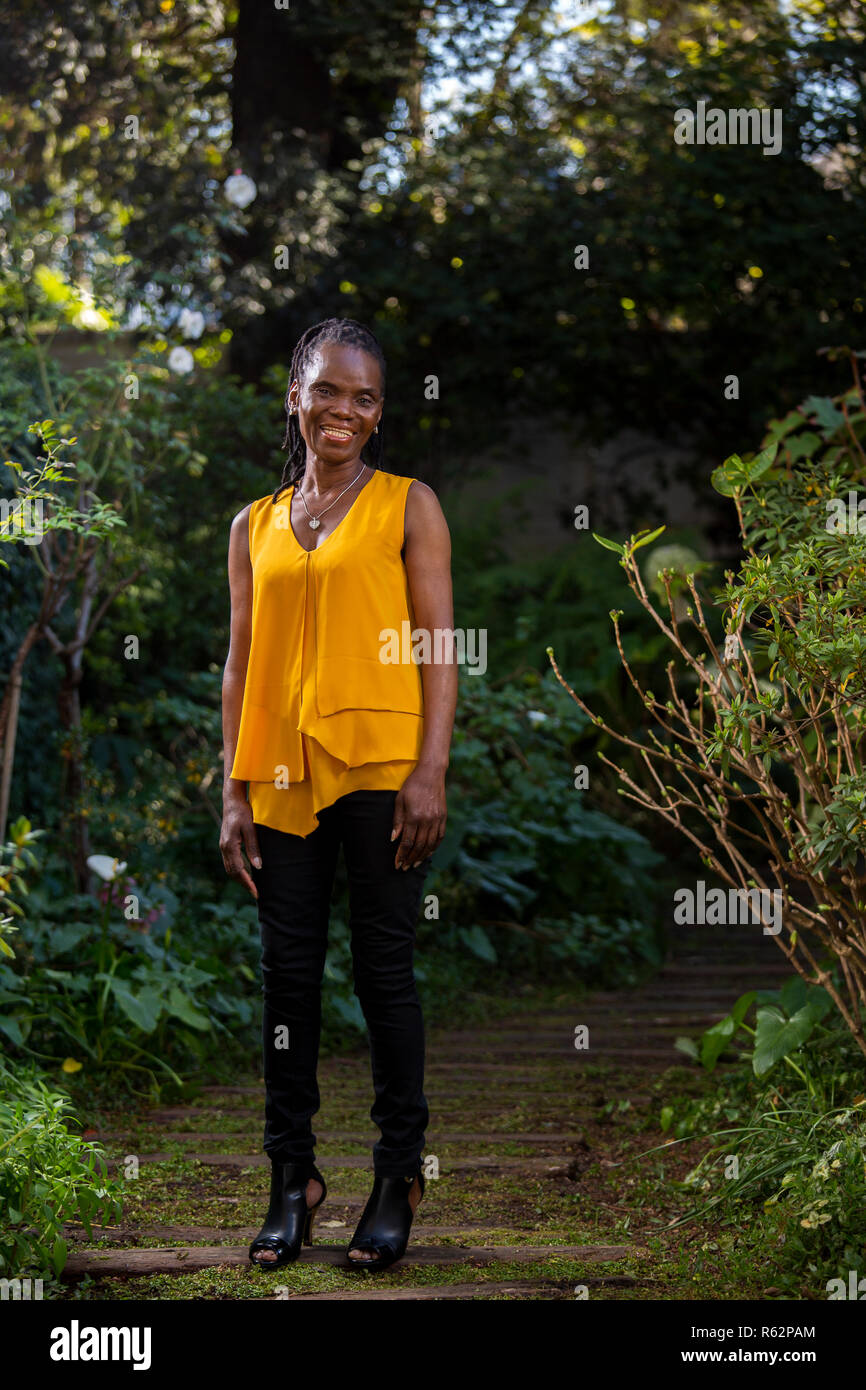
left=219, top=318, right=458, bottom=1276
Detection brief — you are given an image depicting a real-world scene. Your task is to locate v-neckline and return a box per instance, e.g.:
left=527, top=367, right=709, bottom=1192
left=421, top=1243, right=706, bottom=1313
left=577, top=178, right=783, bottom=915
left=286, top=469, right=378, bottom=555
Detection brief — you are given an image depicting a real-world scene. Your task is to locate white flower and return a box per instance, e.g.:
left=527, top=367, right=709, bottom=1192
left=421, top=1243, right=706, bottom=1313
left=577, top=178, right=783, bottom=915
left=75, top=304, right=109, bottom=331
left=526, top=710, right=548, bottom=725
left=167, top=346, right=195, bottom=375
left=87, top=855, right=128, bottom=882
left=224, top=172, right=257, bottom=208
left=178, top=308, right=205, bottom=339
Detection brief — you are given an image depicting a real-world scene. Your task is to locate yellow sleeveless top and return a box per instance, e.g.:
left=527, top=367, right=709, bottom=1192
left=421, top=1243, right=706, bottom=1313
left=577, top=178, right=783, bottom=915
left=229, top=468, right=424, bottom=838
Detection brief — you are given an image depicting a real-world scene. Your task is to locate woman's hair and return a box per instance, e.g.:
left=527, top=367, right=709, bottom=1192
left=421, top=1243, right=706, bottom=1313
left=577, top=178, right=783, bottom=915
left=272, top=318, right=387, bottom=503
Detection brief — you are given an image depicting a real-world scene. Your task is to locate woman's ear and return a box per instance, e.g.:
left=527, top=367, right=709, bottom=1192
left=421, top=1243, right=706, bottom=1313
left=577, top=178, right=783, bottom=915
left=287, top=378, right=299, bottom=414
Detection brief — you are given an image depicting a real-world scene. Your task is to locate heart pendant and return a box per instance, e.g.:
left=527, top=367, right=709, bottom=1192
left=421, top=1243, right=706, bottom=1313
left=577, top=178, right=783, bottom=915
left=308, top=517, right=320, bottom=529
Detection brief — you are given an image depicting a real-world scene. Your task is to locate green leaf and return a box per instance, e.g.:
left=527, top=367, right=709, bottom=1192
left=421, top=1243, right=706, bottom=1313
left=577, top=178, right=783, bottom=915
left=778, top=977, right=833, bottom=1024
left=330, top=991, right=366, bottom=1031
left=458, top=924, right=497, bottom=963
left=742, top=442, right=778, bottom=484
left=659, top=1105, right=674, bottom=1132
left=802, top=395, right=845, bottom=437
left=764, top=409, right=805, bottom=444
left=631, top=524, right=666, bottom=552
left=108, top=979, right=162, bottom=1033
left=591, top=532, right=625, bottom=555
left=710, top=454, right=742, bottom=497
left=753, top=1004, right=820, bottom=1077
left=674, top=1035, right=699, bottom=1061
left=165, top=984, right=210, bottom=1032
left=699, top=991, right=756, bottom=1071
left=0, top=1015, right=24, bottom=1045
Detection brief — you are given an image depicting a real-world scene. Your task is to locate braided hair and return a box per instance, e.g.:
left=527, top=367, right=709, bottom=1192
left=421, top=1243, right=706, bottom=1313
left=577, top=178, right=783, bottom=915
left=272, top=318, right=387, bottom=505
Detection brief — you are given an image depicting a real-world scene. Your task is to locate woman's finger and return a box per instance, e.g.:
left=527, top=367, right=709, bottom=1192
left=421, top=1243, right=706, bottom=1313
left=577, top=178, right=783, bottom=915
left=237, top=866, right=259, bottom=901
left=390, top=794, right=405, bottom=853
left=395, top=819, right=418, bottom=869
left=221, top=830, right=259, bottom=900
left=242, top=820, right=262, bottom=871
left=407, top=819, right=435, bottom=867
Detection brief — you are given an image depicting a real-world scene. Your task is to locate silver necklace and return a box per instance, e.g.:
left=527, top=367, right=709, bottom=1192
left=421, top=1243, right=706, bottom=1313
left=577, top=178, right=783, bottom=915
left=297, top=464, right=367, bottom=530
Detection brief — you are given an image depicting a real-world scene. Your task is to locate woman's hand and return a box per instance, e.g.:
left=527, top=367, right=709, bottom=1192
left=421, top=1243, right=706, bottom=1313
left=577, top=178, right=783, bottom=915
left=391, top=766, right=447, bottom=870
left=220, top=793, right=262, bottom=899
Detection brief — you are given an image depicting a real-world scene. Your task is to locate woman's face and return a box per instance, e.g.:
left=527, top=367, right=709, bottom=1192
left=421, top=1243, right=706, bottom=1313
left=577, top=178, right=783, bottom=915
left=288, top=342, right=384, bottom=464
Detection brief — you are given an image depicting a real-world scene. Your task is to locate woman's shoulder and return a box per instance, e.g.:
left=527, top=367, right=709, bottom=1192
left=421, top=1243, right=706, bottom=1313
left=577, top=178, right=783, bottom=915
left=377, top=469, right=438, bottom=500
left=228, top=492, right=282, bottom=551
left=248, top=488, right=287, bottom=519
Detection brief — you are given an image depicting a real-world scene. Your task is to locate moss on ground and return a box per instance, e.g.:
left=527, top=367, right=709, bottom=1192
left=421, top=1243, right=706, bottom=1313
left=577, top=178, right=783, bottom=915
left=56, top=984, right=787, bottom=1301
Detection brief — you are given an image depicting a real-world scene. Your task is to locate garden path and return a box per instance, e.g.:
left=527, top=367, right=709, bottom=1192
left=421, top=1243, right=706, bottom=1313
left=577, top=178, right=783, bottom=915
left=60, top=920, right=789, bottom=1300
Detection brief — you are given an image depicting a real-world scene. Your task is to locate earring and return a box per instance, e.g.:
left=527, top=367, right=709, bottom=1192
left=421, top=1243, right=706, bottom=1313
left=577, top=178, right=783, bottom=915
left=374, top=424, right=379, bottom=434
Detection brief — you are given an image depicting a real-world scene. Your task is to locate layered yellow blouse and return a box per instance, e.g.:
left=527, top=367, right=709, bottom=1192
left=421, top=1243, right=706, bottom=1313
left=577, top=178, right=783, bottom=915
left=229, top=469, right=425, bottom=838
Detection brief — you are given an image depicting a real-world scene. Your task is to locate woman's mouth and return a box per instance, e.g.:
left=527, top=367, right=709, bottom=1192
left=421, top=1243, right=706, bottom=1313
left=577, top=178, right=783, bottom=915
left=320, top=425, right=354, bottom=442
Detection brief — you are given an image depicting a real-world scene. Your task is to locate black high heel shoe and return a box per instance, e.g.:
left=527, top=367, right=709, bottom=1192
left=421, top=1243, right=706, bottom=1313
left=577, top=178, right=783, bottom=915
left=249, top=1160, right=327, bottom=1269
left=346, top=1168, right=425, bottom=1271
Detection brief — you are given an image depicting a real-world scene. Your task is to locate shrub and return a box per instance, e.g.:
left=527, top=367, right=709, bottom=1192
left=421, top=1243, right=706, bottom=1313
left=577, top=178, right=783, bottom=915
left=550, top=348, right=866, bottom=1052
left=421, top=666, right=665, bottom=982
left=657, top=984, right=866, bottom=1292
left=0, top=821, right=259, bottom=1093
left=0, top=1057, right=122, bottom=1276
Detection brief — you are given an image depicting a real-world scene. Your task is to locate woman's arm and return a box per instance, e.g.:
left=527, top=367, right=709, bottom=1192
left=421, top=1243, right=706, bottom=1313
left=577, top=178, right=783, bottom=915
left=394, top=480, right=458, bottom=870
left=220, top=504, right=261, bottom=899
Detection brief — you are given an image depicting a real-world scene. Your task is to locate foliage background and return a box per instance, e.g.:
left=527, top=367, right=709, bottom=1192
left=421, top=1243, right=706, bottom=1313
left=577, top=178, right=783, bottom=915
left=1, top=0, right=863, bottom=1086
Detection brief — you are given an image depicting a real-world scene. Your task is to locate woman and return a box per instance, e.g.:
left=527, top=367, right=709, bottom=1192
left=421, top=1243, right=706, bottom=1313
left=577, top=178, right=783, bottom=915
left=220, top=318, right=457, bottom=1271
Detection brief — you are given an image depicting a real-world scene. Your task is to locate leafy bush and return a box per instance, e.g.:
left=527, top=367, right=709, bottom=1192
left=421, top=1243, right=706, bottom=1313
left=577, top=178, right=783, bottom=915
left=0, top=822, right=260, bottom=1093
left=0, top=1057, right=122, bottom=1276
left=0, top=329, right=673, bottom=1075
left=420, top=667, right=665, bottom=984
left=0, top=335, right=278, bottom=853
left=553, top=349, right=866, bottom=1050
left=0, top=668, right=665, bottom=1078
left=674, top=976, right=837, bottom=1083
left=449, top=486, right=674, bottom=706
left=0, top=816, right=41, bottom=962
left=656, top=980, right=866, bottom=1292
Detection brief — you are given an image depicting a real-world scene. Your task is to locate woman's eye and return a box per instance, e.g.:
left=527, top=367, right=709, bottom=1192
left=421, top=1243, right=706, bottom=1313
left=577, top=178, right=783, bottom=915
left=312, top=386, right=374, bottom=403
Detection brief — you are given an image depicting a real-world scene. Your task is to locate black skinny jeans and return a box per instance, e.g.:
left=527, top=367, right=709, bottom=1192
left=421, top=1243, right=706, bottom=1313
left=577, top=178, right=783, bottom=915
left=250, top=789, right=432, bottom=1177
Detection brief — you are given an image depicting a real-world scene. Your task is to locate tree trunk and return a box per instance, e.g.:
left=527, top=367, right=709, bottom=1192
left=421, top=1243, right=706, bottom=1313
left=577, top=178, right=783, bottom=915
left=57, top=660, right=90, bottom=890
left=0, top=620, right=42, bottom=843
left=225, top=0, right=426, bottom=382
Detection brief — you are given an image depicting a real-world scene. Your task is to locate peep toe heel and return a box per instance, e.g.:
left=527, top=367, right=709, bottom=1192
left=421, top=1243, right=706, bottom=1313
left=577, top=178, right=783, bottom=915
left=249, top=1160, right=327, bottom=1269
left=346, top=1168, right=425, bottom=1271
